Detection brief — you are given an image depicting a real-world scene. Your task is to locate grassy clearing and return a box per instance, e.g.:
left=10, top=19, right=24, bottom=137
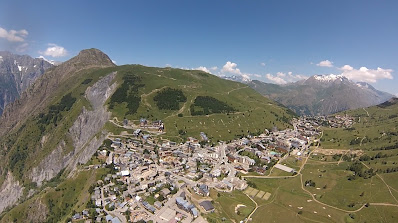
left=301, top=161, right=397, bottom=209
left=247, top=177, right=347, bottom=223
left=206, top=190, right=255, bottom=223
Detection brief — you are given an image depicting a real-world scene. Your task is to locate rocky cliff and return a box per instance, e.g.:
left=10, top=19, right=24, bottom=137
left=0, top=49, right=116, bottom=214
left=30, top=72, right=117, bottom=186
left=0, top=172, right=23, bottom=213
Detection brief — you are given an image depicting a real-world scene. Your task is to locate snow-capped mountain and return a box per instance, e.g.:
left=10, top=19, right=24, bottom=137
left=0, top=51, right=53, bottom=115
left=249, top=74, right=393, bottom=116
left=313, top=74, right=346, bottom=82
left=220, top=74, right=251, bottom=83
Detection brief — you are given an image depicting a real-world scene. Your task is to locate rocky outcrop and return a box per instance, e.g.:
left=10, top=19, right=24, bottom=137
left=30, top=140, right=73, bottom=186
left=67, top=71, right=118, bottom=169
left=0, top=172, right=23, bottom=213
left=30, top=72, right=117, bottom=186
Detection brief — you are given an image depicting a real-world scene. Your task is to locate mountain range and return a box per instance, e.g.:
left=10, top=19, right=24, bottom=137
left=246, top=74, right=393, bottom=116
left=0, top=52, right=53, bottom=115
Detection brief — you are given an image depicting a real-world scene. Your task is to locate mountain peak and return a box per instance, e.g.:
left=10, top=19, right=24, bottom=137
left=313, top=74, right=346, bottom=82
left=64, top=48, right=115, bottom=68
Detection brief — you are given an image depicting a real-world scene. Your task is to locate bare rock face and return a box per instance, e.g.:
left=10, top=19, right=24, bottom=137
left=30, top=72, right=117, bottom=186
left=0, top=51, right=53, bottom=115
left=0, top=172, right=23, bottom=213
left=67, top=71, right=118, bottom=169
left=30, top=140, right=73, bottom=186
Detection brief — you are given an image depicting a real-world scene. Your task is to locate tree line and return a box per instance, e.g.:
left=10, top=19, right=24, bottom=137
left=190, top=96, right=235, bottom=116
left=153, top=88, right=187, bottom=110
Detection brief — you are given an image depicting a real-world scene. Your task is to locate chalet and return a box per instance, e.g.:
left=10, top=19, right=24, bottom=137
left=227, top=154, right=237, bottom=163
left=276, top=147, right=289, bottom=153
left=199, top=200, right=215, bottom=212
left=153, top=120, right=163, bottom=127
left=175, top=197, right=198, bottom=218
left=142, top=201, right=156, bottom=213
left=154, top=201, right=162, bottom=209
left=198, top=184, right=210, bottom=196
left=200, top=132, right=208, bottom=141
left=140, top=118, right=148, bottom=126
left=134, top=129, right=142, bottom=136
left=161, top=188, right=171, bottom=197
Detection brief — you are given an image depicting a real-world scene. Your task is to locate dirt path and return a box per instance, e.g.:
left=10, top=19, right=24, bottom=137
left=140, top=86, right=168, bottom=108
left=361, top=161, right=398, bottom=204
left=227, top=86, right=249, bottom=95
left=337, top=151, right=348, bottom=165
left=363, top=108, right=370, bottom=117
left=299, top=173, right=367, bottom=213
left=245, top=194, right=258, bottom=223
left=359, top=136, right=367, bottom=147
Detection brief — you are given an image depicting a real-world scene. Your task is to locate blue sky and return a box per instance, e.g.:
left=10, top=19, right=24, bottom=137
left=1, top=0, right=397, bottom=95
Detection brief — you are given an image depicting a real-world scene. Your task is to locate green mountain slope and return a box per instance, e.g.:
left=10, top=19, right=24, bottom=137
left=0, top=49, right=294, bottom=221
left=106, top=65, right=295, bottom=141
left=322, top=97, right=398, bottom=151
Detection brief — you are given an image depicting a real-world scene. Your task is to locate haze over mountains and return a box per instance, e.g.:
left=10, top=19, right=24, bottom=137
left=233, top=74, right=393, bottom=116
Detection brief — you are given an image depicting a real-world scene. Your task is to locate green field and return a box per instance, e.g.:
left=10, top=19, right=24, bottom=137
left=206, top=190, right=255, bottom=223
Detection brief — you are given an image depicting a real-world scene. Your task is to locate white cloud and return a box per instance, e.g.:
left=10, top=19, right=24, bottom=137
left=317, top=60, right=333, bottom=67
left=0, top=27, right=28, bottom=42
left=195, top=66, right=211, bottom=73
left=339, top=65, right=393, bottom=83
left=340, top=64, right=353, bottom=71
left=210, top=66, right=218, bottom=71
left=265, top=71, right=308, bottom=85
left=39, top=43, right=68, bottom=57
left=266, top=73, right=287, bottom=85
left=16, top=42, right=29, bottom=52
left=111, top=60, right=117, bottom=65
left=221, top=61, right=242, bottom=75
left=276, top=72, right=286, bottom=77
left=287, top=71, right=307, bottom=81
left=241, top=74, right=251, bottom=81
left=253, top=74, right=262, bottom=78
left=260, top=62, right=266, bottom=67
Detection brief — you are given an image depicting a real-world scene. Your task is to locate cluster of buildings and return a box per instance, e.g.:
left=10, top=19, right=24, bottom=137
left=327, top=114, right=354, bottom=128
left=72, top=116, right=325, bottom=222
